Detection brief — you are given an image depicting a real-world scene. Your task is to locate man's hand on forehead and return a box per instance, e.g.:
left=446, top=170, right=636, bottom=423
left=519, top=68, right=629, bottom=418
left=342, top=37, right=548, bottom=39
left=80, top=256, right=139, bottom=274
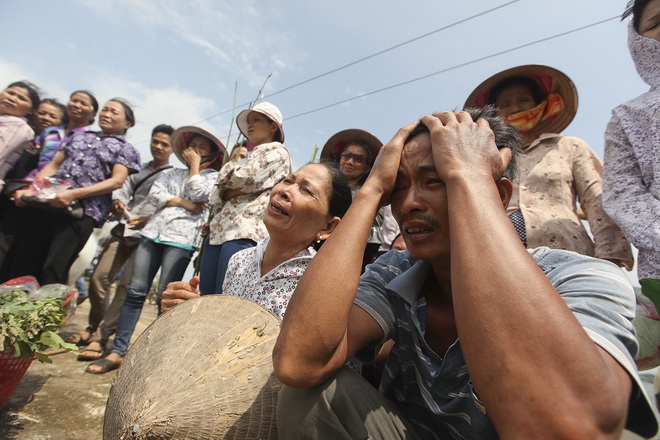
left=422, top=111, right=510, bottom=182
left=362, top=121, right=417, bottom=206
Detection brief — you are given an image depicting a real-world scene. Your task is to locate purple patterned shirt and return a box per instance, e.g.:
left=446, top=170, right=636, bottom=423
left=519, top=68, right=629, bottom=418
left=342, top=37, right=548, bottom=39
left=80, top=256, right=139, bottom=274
left=53, top=130, right=141, bottom=226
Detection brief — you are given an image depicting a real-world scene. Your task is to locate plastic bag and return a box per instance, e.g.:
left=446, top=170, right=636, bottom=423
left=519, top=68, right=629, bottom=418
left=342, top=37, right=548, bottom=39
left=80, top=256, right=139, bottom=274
left=30, top=177, right=73, bottom=201
left=1, top=277, right=78, bottom=321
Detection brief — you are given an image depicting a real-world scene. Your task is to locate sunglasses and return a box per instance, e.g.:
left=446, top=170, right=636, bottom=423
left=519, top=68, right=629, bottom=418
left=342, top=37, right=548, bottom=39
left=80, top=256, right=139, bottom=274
left=340, top=151, right=367, bottom=164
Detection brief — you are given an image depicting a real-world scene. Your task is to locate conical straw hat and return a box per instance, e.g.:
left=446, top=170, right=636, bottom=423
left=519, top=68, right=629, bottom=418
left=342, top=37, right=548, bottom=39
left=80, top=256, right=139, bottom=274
left=103, top=295, right=282, bottom=440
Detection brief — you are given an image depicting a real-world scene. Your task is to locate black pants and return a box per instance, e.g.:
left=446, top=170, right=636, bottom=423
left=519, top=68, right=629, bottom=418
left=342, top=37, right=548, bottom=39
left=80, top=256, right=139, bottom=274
left=3, top=209, right=95, bottom=285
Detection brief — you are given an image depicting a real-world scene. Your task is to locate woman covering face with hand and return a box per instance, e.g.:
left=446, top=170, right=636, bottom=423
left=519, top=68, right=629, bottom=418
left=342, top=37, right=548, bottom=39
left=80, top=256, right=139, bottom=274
left=86, top=126, right=224, bottom=374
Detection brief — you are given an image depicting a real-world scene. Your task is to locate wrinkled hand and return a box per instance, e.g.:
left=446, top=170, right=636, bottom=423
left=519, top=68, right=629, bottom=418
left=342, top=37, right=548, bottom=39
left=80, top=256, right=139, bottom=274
left=422, top=112, right=512, bottom=183
left=201, top=223, right=210, bottom=237
left=50, top=189, right=77, bottom=209
left=182, top=148, right=202, bottom=167
left=127, top=215, right=150, bottom=230
left=179, top=199, right=207, bottom=214
left=161, top=276, right=201, bottom=313
left=362, top=121, right=418, bottom=206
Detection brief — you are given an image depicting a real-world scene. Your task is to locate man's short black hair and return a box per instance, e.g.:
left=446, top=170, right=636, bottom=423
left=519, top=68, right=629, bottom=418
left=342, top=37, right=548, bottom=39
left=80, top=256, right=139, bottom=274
left=406, top=106, right=521, bottom=181
left=152, top=124, right=174, bottom=137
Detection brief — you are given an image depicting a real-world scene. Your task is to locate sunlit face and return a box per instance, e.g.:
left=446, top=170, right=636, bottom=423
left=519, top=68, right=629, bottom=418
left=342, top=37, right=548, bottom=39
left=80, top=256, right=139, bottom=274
left=639, top=0, right=660, bottom=41
left=265, top=164, right=335, bottom=245
left=0, top=86, right=34, bottom=117
left=98, top=101, right=131, bottom=135
left=67, top=92, right=96, bottom=126
left=494, top=83, right=537, bottom=118
left=35, top=102, right=65, bottom=132
left=338, top=144, right=370, bottom=185
left=150, top=132, right=173, bottom=163
left=230, top=146, right=248, bottom=162
left=246, top=111, right=278, bottom=146
left=390, top=132, right=450, bottom=264
left=186, top=134, right=212, bottom=157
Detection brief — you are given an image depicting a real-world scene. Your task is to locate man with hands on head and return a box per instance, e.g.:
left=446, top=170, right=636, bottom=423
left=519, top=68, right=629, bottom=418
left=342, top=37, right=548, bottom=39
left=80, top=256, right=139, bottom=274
left=273, top=108, right=657, bottom=439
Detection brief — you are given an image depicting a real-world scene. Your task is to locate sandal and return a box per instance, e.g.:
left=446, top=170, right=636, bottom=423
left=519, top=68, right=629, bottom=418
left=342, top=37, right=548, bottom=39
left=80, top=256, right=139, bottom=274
left=66, top=331, right=92, bottom=346
left=85, top=358, right=121, bottom=375
left=77, top=344, right=103, bottom=361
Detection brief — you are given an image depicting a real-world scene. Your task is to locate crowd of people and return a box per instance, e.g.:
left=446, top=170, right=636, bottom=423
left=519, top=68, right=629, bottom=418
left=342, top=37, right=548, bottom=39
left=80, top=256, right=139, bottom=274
left=0, top=0, right=658, bottom=437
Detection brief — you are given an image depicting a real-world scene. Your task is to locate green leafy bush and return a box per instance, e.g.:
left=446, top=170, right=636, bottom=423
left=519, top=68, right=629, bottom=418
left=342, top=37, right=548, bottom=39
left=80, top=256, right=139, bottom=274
left=0, top=289, right=77, bottom=363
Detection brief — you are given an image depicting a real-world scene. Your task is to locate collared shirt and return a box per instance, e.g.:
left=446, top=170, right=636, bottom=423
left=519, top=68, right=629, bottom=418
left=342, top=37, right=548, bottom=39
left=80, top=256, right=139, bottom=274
left=0, top=115, right=34, bottom=184
left=208, top=141, right=292, bottom=245
left=26, top=125, right=90, bottom=179
left=53, top=130, right=141, bottom=226
left=113, top=162, right=173, bottom=217
left=140, top=167, right=217, bottom=249
left=508, top=133, right=633, bottom=266
left=222, top=237, right=315, bottom=320
left=354, top=248, right=657, bottom=439
left=603, top=21, right=660, bottom=281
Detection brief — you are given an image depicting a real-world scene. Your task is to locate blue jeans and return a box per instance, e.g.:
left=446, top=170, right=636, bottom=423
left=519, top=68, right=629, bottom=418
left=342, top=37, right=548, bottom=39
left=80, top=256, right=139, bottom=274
left=199, top=237, right=256, bottom=295
left=111, top=239, right=193, bottom=356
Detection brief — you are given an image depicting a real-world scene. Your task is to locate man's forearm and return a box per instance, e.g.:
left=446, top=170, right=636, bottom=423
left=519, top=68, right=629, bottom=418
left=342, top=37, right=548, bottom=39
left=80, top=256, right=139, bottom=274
left=274, top=185, right=382, bottom=386
left=446, top=174, right=630, bottom=438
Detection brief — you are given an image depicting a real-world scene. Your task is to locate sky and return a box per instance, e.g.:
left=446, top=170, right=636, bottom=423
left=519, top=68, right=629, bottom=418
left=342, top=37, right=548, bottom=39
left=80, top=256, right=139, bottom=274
left=0, top=0, right=649, bottom=170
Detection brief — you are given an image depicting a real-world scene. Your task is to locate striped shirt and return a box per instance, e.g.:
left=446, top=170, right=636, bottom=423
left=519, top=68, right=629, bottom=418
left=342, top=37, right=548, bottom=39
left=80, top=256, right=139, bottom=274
left=354, top=247, right=656, bottom=439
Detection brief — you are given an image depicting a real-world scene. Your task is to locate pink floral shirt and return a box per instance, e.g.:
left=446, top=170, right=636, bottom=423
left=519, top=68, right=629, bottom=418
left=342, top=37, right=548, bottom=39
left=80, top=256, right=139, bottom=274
left=222, top=238, right=314, bottom=320
left=208, top=141, right=292, bottom=245
left=508, top=133, right=633, bottom=266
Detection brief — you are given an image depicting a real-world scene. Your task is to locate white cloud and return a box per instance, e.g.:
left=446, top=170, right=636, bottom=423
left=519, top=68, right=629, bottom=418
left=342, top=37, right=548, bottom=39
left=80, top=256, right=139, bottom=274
left=77, top=0, right=300, bottom=89
left=86, top=70, right=234, bottom=161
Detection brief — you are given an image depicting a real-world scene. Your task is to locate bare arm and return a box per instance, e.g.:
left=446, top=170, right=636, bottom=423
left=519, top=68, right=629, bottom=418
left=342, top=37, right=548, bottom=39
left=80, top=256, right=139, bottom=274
left=13, top=150, right=66, bottom=206
left=426, top=112, right=632, bottom=439
left=273, top=122, right=417, bottom=388
left=49, top=163, right=130, bottom=208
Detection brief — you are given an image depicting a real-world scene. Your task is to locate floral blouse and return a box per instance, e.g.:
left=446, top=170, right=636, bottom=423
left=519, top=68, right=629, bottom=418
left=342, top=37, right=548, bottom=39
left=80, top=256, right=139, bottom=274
left=52, top=131, right=141, bottom=226
left=222, top=237, right=314, bottom=320
left=208, top=141, right=292, bottom=245
left=508, top=133, right=633, bottom=266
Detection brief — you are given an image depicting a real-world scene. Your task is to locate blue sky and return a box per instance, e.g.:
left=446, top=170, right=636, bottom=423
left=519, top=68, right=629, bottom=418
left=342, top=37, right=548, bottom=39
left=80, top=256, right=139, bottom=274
left=1, top=0, right=647, bottom=169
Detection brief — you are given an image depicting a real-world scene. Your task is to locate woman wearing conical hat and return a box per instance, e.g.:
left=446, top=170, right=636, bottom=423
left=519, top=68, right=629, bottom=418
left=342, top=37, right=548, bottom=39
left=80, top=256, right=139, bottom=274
left=465, top=65, right=633, bottom=269
left=320, top=128, right=385, bottom=270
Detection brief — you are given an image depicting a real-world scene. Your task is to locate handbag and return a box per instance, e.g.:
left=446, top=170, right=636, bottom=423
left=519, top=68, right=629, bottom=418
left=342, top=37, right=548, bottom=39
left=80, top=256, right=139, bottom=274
left=20, top=196, right=84, bottom=220
left=2, top=180, right=31, bottom=198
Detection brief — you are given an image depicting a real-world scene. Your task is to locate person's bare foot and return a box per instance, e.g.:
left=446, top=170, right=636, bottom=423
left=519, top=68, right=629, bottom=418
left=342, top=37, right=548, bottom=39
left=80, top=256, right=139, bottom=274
left=85, top=353, right=122, bottom=374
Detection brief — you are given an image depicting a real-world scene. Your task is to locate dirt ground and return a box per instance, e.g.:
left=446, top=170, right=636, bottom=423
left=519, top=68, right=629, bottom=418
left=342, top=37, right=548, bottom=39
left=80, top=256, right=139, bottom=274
left=0, top=297, right=158, bottom=440
left=0, top=294, right=658, bottom=439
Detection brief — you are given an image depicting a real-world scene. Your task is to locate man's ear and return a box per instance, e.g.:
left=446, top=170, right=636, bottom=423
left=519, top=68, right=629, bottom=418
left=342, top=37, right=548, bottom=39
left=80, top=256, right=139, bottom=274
left=496, top=177, right=513, bottom=210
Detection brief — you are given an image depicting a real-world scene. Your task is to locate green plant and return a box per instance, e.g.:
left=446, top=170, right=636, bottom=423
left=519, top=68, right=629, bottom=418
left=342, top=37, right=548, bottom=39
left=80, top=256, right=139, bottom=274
left=0, top=289, right=77, bottom=363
